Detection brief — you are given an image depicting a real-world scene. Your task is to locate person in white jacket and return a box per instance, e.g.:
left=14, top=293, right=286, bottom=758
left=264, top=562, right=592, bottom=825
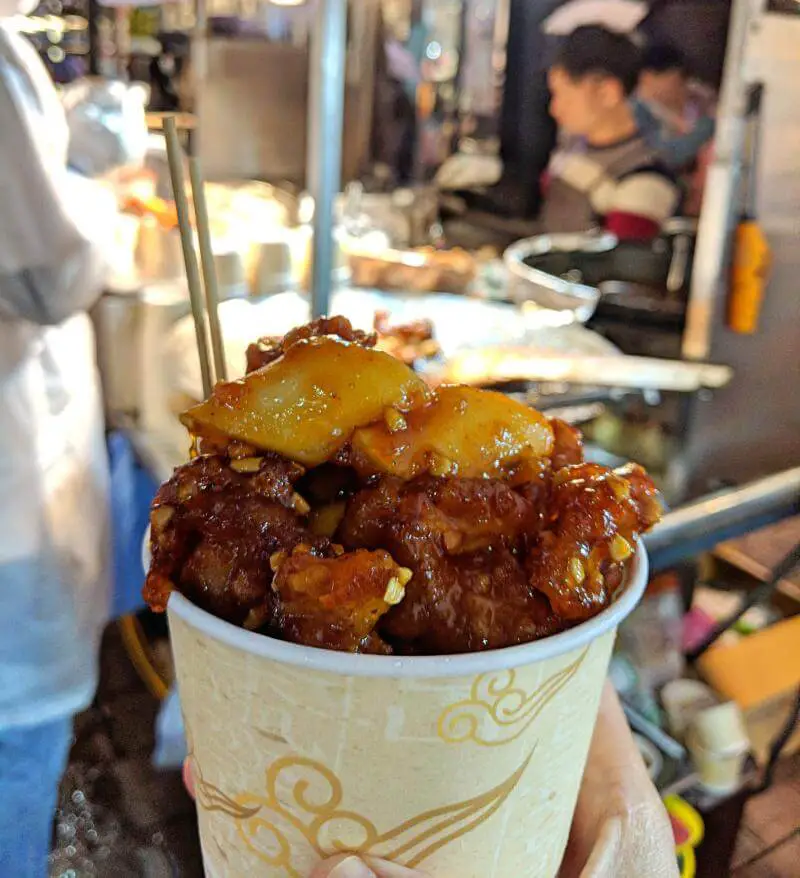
left=0, top=6, right=121, bottom=874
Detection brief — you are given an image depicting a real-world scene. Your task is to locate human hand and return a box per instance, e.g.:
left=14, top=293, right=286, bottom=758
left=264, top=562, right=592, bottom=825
left=309, top=854, right=427, bottom=878
left=559, top=682, right=678, bottom=877
left=181, top=767, right=427, bottom=877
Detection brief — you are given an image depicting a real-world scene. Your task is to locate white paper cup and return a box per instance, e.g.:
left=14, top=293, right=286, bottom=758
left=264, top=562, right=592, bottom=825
left=686, top=730, right=749, bottom=795
left=687, top=701, right=750, bottom=794
left=168, top=542, right=649, bottom=878
left=691, top=701, right=749, bottom=754
left=249, top=240, right=294, bottom=295
left=661, top=679, right=719, bottom=740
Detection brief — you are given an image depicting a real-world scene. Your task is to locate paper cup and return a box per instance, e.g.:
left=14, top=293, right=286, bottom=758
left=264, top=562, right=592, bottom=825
left=686, top=730, right=748, bottom=795
left=168, top=542, right=648, bottom=878
left=691, top=701, right=749, bottom=754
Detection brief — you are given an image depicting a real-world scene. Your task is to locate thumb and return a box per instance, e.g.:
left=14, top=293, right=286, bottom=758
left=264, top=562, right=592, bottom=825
left=365, top=857, right=430, bottom=878
left=310, top=854, right=429, bottom=878
left=310, top=855, right=376, bottom=878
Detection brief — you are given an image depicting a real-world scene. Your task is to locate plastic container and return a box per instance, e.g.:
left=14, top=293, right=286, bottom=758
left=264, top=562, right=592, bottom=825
left=687, top=702, right=750, bottom=794
left=661, top=679, right=719, bottom=740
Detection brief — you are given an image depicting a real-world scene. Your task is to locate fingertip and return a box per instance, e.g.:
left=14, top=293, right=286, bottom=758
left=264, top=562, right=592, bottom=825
left=182, top=759, right=195, bottom=799
left=311, top=854, right=377, bottom=878
left=364, top=856, right=431, bottom=877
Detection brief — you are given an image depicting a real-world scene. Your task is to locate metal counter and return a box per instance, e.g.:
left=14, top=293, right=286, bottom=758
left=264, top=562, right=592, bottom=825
left=646, top=467, right=800, bottom=571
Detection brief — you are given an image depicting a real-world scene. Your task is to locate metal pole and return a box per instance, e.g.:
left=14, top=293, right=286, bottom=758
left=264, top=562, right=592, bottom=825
left=644, top=467, right=800, bottom=556
left=88, top=0, right=101, bottom=76
left=681, top=0, right=765, bottom=360
left=308, top=0, right=347, bottom=318
left=192, top=0, right=208, bottom=159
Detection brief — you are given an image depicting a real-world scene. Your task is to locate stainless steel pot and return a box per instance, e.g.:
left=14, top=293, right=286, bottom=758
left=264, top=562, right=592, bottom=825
left=503, top=232, right=616, bottom=321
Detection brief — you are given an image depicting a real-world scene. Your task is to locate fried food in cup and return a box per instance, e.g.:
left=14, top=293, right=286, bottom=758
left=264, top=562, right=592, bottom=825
left=144, top=316, right=663, bottom=655
left=348, top=385, right=554, bottom=481
left=272, top=546, right=412, bottom=652
left=183, top=336, right=431, bottom=467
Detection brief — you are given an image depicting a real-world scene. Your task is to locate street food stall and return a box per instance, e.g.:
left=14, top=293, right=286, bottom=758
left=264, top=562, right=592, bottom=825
left=35, top=1, right=799, bottom=873
left=83, top=0, right=798, bottom=499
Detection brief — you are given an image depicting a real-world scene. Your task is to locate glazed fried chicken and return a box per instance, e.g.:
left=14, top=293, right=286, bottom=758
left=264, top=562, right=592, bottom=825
left=143, top=454, right=317, bottom=626
left=145, top=315, right=663, bottom=654
left=336, top=459, right=660, bottom=652
left=247, top=311, right=439, bottom=374
left=144, top=453, right=412, bottom=651
left=338, top=475, right=557, bottom=652
left=272, top=545, right=410, bottom=651
left=245, top=315, right=377, bottom=373
left=372, top=311, right=440, bottom=367
left=527, top=463, right=662, bottom=623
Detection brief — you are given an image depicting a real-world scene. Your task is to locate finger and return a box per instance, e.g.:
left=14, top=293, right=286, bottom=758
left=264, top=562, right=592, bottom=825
left=562, top=683, right=676, bottom=878
left=182, top=759, right=195, bottom=799
left=310, top=855, right=377, bottom=878
left=577, top=817, right=623, bottom=878
left=559, top=682, right=654, bottom=877
left=364, top=856, right=430, bottom=877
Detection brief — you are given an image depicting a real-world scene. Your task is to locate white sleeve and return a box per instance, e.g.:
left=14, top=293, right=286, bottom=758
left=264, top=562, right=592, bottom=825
left=608, top=173, right=679, bottom=225
left=0, top=27, right=114, bottom=326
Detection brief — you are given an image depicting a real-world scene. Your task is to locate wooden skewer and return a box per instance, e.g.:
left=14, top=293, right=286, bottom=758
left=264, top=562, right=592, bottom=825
left=189, top=156, right=227, bottom=382
left=163, top=116, right=213, bottom=398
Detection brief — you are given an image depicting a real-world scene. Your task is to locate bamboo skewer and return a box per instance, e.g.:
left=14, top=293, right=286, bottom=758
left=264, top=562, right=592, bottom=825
left=163, top=116, right=213, bottom=398
left=189, top=155, right=228, bottom=382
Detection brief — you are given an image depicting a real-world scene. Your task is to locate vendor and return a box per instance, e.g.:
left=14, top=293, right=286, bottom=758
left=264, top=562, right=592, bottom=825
left=0, top=6, right=136, bottom=874
left=633, top=44, right=716, bottom=172
left=542, top=26, right=680, bottom=240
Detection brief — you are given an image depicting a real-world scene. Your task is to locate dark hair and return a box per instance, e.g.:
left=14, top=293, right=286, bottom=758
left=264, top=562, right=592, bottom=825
left=553, top=26, right=641, bottom=96
left=641, top=44, right=687, bottom=75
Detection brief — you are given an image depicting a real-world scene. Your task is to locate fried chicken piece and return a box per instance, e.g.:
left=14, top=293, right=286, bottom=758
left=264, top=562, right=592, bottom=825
left=386, top=545, right=559, bottom=654
left=338, top=475, right=558, bottom=653
left=373, top=311, right=440, bottom=367
left=272, top=545, right=411, bottom=651
left=373, top=311, right=434, bottom=345
left=349, top=385, right=554, bottom=481
left=245, top=315, right=376, bottom=373
left=527, top=462, right=662, bottom=623
left=339, top=476, right=543, bottom=556
left=413, top=475, right=546, bottom=554
left=245, top=339, right=281, bottom=374
left=183, top=335, right=432, bottom=467
left=549, top=417, right=584, bottom=469
left=144, top=454, right=322, bottom=626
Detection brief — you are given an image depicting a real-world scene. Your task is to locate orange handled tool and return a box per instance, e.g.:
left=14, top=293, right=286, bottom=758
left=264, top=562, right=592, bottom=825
left=728, top=85, right=771, bottom=333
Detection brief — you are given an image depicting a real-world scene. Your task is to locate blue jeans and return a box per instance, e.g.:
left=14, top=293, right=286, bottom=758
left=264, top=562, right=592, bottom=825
left=0, top=718, right=73, bottom=877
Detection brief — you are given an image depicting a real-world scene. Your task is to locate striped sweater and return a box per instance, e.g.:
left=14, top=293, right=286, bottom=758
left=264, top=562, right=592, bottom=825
left=540, top=133, right=680, bottom=240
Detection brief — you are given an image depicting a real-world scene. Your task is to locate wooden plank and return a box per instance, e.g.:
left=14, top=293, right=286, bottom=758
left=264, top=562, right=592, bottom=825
left=733, top=832, right=800, bottom=877
left=145, top=112, right=197, bottom=131
left=714, top=516, right=800, bottom=606
left=732, top=826, right=768, bottom=870
left=741, top=785, right=800, bottom=848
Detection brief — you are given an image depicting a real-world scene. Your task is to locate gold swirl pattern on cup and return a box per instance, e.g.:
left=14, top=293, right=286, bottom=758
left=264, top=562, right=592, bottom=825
left=192, top=749, right=534, bottom=876
left=437, top=646, right=589, bottom=746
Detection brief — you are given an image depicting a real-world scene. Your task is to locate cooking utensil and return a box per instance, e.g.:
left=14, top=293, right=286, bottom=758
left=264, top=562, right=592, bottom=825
left=189, top=155, right=227, bottom=380
left=728, top=85, right=772, bottom=333
left=163, top=116, right=213, bottom=397
left=504, top=232, right=616, bottom=321
left=443, top=348, right=732, bottom=392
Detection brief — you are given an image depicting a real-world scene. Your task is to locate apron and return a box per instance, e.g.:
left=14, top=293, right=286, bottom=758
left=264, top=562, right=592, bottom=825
left=0, top=22, right=111, bottom=728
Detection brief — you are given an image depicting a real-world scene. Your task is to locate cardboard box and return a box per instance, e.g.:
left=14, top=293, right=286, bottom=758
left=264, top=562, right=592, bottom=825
left=697, top=615, right=800, bottom=763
